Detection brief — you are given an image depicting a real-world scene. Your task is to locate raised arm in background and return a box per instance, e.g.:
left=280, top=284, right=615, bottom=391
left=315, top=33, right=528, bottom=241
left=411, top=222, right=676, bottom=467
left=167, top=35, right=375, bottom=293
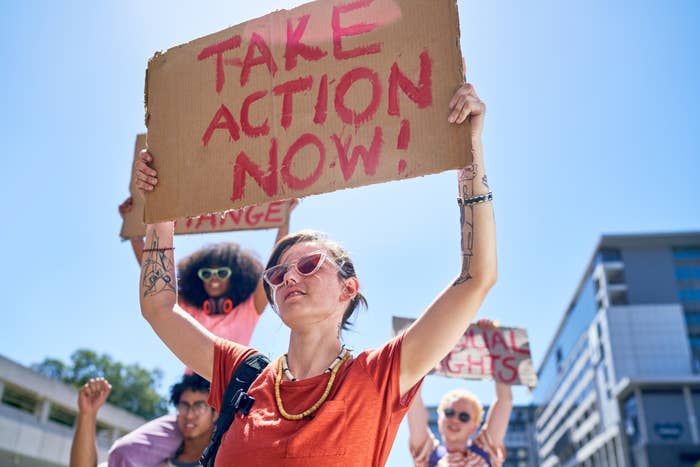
left=70, top=378, right=111, bottom=467
left=118, top=197, right=145, bottom=264
left=479, top=320, right=513, bottom=447
left=134, top=151, right=217, bottom=380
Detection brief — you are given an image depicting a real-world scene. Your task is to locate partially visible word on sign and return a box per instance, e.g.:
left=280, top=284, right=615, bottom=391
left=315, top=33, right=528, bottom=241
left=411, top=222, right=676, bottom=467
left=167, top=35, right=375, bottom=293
left=392, top=316, right=538, bottom=387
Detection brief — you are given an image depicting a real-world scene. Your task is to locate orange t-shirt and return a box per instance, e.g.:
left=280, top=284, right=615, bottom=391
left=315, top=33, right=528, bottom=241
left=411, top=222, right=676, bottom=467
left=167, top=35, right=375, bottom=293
left=208, top=333, right=422, bottom=466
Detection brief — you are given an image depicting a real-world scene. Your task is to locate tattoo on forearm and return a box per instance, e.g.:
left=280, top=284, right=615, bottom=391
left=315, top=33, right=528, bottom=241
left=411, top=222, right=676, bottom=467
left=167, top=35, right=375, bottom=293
left=454, top=166, right=477, bottom=286
left=460, top=163, right=478, bottom=197
left=142, top=233, right=175, bottom=297
left=454, top=204, right=474, bottom=286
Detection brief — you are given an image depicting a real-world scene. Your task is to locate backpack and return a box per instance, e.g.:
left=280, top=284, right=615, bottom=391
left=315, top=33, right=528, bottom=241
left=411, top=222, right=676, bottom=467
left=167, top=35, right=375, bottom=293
left=200, top=353, right=270, bottom=466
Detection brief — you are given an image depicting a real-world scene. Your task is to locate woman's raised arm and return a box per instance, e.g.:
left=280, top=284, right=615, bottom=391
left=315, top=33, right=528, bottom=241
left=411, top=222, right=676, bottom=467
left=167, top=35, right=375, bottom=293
left=400, top=83, right=497, bottom=396
left=135, top=150, right=217, bottom=380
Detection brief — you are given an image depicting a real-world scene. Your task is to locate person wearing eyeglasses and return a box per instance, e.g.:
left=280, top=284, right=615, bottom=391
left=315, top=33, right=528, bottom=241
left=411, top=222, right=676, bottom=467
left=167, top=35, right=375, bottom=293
left=133, top=81, right=495, bottom=465
left=70, top=374, right=216, bottom=467
left=407, top=320, right=513, bottom=467
left=165, top=373, right=217, bottom=466
left=111, top=200, right=296, bottom=466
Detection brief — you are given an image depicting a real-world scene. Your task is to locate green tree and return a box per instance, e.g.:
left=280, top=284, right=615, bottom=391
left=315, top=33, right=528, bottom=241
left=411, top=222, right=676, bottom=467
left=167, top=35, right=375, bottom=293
left=33, top=349, right=168, bottom=419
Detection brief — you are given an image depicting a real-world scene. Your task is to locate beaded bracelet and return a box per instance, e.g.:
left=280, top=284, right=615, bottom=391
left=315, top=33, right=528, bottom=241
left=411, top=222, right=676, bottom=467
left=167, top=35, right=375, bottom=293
left=142, top=247, right=175, bottom=252
left=457, top=192, right=493, bottom=206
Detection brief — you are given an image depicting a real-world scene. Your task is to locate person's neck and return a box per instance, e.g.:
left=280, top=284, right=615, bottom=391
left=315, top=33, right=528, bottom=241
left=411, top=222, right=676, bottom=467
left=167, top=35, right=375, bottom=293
left=286, top=327, right=344, bottom=380
left=443, top=437, right=468, bottom=453
left=176, top=432, right=212, bottom=463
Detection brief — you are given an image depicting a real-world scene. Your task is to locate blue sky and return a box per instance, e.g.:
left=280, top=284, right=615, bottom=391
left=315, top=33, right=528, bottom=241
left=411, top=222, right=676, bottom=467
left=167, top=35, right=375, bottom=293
left=1, top=1, right=698, bottom=465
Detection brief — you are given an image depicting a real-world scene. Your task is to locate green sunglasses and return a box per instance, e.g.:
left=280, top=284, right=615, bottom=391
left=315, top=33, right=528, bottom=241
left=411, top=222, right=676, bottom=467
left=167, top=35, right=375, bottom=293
left=197, top=267, right=232, bottom=281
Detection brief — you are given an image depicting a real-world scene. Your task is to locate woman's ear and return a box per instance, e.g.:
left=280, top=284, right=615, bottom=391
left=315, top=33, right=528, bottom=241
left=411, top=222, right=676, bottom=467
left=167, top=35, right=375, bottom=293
left=340, top=277, right=359, bottom=301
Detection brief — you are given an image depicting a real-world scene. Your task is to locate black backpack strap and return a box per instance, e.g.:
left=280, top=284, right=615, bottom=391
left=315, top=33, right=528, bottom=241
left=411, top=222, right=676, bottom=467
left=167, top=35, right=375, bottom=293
left=200, top=352, right=270, bottom=466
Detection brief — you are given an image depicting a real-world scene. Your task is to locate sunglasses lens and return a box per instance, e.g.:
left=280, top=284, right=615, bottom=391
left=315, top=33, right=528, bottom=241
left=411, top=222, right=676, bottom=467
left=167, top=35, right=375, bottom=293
left=459, top=412, right=471, bottom=423
left=444, top=408, right=455, bottom=418
left=297, top=253, right=323, bottom=275
left=199, top=269, right=212, bottom=280
left=217, top=268, right=231, bottom=280
left=265, top=266, right=287, bottom=286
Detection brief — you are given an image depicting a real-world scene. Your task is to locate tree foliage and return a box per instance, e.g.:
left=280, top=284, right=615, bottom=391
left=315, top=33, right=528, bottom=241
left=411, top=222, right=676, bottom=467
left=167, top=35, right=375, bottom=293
left=33, top=349, right=168, bottom=419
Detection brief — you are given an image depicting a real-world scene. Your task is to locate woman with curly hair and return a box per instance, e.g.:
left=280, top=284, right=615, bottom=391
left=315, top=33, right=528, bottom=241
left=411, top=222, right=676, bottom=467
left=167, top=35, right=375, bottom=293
left=112, top=201, right=296, bottom=466
left=132, top=81, right=496, bottom=466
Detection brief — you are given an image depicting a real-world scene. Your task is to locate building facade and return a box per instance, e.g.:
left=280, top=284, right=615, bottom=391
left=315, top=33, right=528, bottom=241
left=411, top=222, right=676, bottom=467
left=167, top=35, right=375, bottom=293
left=0, top=355, right=146, bottom=466
left=533, top=232, right=700, bottom=467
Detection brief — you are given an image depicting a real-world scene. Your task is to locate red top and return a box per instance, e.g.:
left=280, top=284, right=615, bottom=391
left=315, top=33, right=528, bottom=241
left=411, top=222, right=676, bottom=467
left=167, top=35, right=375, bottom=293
left=208, top=333, right=422, bottom=466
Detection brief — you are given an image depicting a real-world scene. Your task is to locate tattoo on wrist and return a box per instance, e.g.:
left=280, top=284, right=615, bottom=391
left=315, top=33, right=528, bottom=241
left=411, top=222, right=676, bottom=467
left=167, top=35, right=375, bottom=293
left=142, top=232, right=175, bottom=297
left=458, top=164, right=478, bottom=198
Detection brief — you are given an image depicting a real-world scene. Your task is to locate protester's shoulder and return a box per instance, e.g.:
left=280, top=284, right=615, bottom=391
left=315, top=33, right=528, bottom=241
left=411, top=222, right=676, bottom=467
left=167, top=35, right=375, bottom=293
left=215, top=336, right=258, bottom=363
left=355, top=333, right=405, bottom=367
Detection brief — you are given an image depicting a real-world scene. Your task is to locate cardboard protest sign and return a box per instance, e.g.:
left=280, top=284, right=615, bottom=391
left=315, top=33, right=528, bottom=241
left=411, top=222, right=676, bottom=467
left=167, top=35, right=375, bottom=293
left=392, top=316, right=538, bottom=388
left=144, top=0, right=469, bottom=222
left=120, top=134, right=291, bottom=239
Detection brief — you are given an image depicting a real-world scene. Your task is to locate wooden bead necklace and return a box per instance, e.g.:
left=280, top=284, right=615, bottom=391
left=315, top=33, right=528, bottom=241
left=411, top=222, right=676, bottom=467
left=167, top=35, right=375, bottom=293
left=275, top=346, right=352, bottom=421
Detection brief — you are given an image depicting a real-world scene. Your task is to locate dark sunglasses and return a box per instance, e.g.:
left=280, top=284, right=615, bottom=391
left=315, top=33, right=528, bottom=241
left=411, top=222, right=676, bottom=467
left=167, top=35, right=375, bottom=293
left=263, top=251, right=343, bottom=288
left=444, top=408, right=471, bottom=423
left=197, top=267, right=232, bottom=281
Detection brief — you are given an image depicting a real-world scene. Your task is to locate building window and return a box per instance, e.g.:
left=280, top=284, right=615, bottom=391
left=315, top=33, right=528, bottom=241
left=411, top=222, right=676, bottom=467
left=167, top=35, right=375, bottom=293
left=686, top=311, right=700, bottom=326
left=689, top=335, right=700, bottom=348
left=673, top=247, right=700, bottom=260
left=610, top=290, right=629, bottom=305
left=623, top=395, right=640, bottom=447
left=675, top=266, right=700, bottom=281
left=599, top=248, right=622, bottom=262
left=679, top=288, right=700, bottom=303
left=676, top=248, right=700, bottom=373
left=1, top=384, right=38, bottom=415
left=48, top=403, right=76, bottom=427
left=606, top=268, right=626, bottom=285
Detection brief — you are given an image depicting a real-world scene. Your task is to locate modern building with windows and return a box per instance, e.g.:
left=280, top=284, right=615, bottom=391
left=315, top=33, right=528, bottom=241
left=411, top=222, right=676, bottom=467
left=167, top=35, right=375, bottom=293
left=533, top=232, right=700, bottom=467
left=427, top=403, right=540, bottom=466
left=0, top=354, right=145, bottom=466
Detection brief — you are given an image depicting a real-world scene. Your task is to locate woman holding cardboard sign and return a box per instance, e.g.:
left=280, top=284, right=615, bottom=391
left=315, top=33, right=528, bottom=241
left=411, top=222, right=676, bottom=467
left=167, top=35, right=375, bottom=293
left=133, top=82, right=495, bottom=465
left=407, top=319, right=513, bottom=467
left=112, top=199, right=295, bottom=466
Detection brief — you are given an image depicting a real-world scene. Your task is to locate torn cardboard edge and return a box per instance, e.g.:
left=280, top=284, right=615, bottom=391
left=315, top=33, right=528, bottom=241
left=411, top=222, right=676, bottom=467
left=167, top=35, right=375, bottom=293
left=120, top=134, right=291, bottom=239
